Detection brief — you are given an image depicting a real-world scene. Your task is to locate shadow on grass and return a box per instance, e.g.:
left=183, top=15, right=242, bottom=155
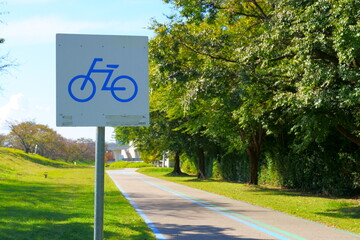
left=105, top=227, right=156, bottom=240
left=176, top=175, right=360, bottom=221
left=317, top=205, right=360, bottom=219
left=0, top=179, right=93, bottom=240
left=177, top=174, right=358, bottom=201
left=185, top=178, right=222, bottom=183
left=165, top=171, right=190, bottom=177
left=0, top=179, right=79, bottom=205
left=181, top=176, right=329, bottom=198
left=0, top=221, right=94, bottom=240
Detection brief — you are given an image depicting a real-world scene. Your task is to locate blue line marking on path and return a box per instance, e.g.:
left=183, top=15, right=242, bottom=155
left=107, top=172, right=167, bottom=240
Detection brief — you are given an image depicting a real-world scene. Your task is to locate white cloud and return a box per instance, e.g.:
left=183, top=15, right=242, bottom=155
left=35, top=104, right=51, bottom=112
left=0, top=93, right=23, bottom=130
left=2, top=16, right=109, bottom=46
left=2, top=16, right=150, bottom=46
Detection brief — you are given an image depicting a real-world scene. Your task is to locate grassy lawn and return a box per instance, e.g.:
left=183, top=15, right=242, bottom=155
left=0, top=148, right=156, bottom=240
left=138, top=167, right=360, bottom=235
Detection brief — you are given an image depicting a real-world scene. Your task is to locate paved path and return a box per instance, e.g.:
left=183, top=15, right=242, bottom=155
left=107, top=169, right=360, bottom=240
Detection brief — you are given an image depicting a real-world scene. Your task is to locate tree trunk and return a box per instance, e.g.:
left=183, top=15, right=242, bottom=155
left=240, top=126, right=265, bottom=185
left=25, top=147, right=30, bottom=154
left=336, top=125, right=360, bottom=146
left=24, top=142, right=32, bottom=153
left=197, top=147, right=206, bottom=179
left=171, top=152, right=183, bottom=175
left=247, top=146, right=260, bottom=185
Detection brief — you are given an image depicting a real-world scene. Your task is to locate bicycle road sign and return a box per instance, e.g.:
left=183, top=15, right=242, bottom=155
left=56, top=34, right=149, bottom=127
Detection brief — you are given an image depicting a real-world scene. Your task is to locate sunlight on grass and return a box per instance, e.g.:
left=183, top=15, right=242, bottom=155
left=0, top=148, right=156, bottom=240
left=108, top=161, right=152, bottom=168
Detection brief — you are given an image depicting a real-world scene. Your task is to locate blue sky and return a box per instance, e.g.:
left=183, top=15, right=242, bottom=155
left=0, top=0, right=173, bottom=142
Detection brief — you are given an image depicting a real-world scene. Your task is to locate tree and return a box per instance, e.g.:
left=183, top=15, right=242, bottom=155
left=149, top=24, right=216, bottom=178
left=252, top=0, right=360, bottom=148
left=7, top=121, right=66, bottom=158
left=65, top=138, right=95, bottom=162
left=7, top=121, right=39, bottom=153
left=6, top=121, right=95, bottom=162
left=115, top=110, right=188, bottom=175
left=146, top=0, right=359, bottom=191
left=154, top=0, right=360, bottom=185
left=150, top=0, right=274, bottom=183
left=33, top=124, right=67, bottom=159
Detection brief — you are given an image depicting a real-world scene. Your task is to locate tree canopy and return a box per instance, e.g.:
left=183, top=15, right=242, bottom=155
left=116, top=0, right=359, bottom=195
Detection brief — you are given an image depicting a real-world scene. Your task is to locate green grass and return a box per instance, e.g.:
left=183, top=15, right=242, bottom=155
left=138, top=167, right=360, bottom=234
left=108, top=161, right=152, bottom=169
left=0, top=148, right=156, bottom=240
left=1, top=148, right=74, bottom=168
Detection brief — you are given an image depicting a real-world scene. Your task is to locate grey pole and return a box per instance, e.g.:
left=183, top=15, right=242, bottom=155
left=94, top=127, right=105, bottom=240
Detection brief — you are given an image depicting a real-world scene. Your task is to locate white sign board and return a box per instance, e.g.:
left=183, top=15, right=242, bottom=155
left=56, top=34, right=149, bottom=127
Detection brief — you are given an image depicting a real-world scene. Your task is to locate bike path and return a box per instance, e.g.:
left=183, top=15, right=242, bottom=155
left=107, top=169, right=360, bottom=240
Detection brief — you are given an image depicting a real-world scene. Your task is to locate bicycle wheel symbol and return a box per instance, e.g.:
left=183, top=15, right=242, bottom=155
left=111, top=75, right=138, bottom=102
left=68, top=75, right=96, bottom=102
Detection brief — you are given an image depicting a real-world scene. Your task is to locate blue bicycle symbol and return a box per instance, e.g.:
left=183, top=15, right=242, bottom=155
left=68, top=58, right=138, bottom=102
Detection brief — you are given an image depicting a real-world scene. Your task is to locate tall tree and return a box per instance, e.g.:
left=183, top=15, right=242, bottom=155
left=154, top=0, right=360, bottom=185
left=7, top=121, right=39, bottom=153
left=33, top=124, right=67, bottom=159
left=150, top=0, right=274, bottom=183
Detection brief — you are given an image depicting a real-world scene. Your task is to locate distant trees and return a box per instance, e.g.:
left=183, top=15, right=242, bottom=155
left=3, top=121, right=95, bottom=162
left=0, top=134, right=7, bottom=146
left=65, top=138, right=95, bottom=162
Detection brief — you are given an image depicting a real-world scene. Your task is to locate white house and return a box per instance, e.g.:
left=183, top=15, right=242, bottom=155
left=153, top=152, right=173, bottom=168
left=107, top=142, right=141, bottom=162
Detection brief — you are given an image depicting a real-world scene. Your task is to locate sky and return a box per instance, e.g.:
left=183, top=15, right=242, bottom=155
left=0, top=0, right=173, bottom=142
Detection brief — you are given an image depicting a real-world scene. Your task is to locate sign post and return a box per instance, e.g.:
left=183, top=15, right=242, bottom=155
left=56, top=34, right=149, bottom=240
left=94, top=127, right=105, bottom=240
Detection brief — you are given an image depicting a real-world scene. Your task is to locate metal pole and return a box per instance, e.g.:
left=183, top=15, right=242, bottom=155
left=94, top=127, right=105, bottom=240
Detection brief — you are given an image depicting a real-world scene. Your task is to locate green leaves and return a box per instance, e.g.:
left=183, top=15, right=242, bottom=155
left=117, top=0, right=360, bottom=189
